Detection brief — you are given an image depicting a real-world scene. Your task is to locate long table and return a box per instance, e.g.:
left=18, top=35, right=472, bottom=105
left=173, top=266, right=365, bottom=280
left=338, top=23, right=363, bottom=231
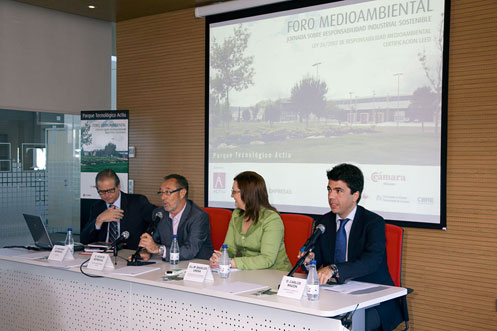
left=0, top=249, right=406, bottom=330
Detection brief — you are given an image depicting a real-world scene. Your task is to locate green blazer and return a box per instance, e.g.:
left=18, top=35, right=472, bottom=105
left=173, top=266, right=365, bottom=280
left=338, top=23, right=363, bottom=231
left=224, top=207, right=292, bottom=271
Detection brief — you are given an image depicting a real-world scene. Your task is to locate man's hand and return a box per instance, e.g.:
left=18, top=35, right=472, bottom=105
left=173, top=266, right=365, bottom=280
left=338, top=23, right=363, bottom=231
left=128, top=250, right=151, bottom=262
left=317, top=266, right=333, bottom=285
left=209, top=250, right=221, bottom=269
left=297, top=250, right=315, bottom=265
left=139, top=233, right=159, bottom=254
left=95, top=206, right=124, bottom=228
left=139, top=250, right=151, bottom=261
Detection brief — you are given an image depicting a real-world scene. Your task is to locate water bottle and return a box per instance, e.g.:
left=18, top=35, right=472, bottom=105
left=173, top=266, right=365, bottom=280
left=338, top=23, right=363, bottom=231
left=170, top=235, right=179, bottom=265
left=306, top=260, right=319, bottom=301
left=64, top=227, right=74, bottom=254
left=219, top=244, right=231, bottom=279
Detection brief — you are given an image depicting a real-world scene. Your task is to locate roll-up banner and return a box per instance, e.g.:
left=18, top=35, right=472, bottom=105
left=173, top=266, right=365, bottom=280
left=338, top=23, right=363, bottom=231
left=80, top=110, right=129, bottom=199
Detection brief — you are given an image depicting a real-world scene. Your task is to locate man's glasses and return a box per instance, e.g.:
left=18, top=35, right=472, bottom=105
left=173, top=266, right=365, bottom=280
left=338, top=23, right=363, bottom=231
left=97, top=187, right=117, bottom=195
left=157, top=188, right=183, bottom=196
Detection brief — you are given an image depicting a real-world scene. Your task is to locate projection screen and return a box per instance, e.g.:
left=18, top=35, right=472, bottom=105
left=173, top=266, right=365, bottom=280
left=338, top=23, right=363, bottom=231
left=206, top=0, right=449, bottom=228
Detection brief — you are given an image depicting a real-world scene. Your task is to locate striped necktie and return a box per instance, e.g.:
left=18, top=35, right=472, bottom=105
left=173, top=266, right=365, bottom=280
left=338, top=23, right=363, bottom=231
left=108, top=205, right=119, bottom=243
left=334, top=218, right=350, bottom=263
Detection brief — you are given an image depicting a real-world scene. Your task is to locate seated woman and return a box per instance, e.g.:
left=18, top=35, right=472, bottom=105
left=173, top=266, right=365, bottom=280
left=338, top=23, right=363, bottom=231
left=209, top=171, right=292, bottom=271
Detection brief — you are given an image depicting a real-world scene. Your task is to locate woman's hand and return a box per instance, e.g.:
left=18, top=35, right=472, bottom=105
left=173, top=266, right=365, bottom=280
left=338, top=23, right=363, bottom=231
left=209, top=250, right=221, bottom=269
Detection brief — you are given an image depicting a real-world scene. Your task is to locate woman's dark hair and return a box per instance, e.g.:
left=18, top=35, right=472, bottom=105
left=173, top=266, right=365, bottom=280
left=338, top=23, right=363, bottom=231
left=234, top=171, right=278, bottom=224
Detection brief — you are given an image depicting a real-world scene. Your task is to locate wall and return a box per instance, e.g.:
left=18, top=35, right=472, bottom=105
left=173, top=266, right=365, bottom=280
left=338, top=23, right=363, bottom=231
left=0, top=0, right=112, bottom=113
left=117, top=10, right=205, bottom=206
left=116, top=1, right=497, bottom=329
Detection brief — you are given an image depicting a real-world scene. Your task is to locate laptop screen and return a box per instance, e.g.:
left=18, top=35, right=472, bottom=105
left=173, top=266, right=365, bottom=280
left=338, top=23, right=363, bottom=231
left=22, top=214, right=53, bottom=250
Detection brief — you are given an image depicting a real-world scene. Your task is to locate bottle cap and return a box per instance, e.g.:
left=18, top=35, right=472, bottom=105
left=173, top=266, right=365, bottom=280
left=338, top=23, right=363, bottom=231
left=222, top=244, right=228, bottom=249
left=67, top=228, right=72, bottom=231
left=310, top=260, right=316, bottom=265
left=173, top=234, right=177, bottom=238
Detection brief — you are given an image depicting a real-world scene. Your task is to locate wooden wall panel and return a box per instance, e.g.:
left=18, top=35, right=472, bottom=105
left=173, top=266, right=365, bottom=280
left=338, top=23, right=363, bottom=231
left=117, top=1, right=497, bottom=329
left=117, top=9, right=205, bottom=207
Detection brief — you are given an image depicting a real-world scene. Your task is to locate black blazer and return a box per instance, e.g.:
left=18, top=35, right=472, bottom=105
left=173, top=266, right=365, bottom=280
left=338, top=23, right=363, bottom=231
left=313, top=205, right=403, bottom=331
left=152, top=199, right=214, bottom=261
left=80, top=192, right=155, bottom=250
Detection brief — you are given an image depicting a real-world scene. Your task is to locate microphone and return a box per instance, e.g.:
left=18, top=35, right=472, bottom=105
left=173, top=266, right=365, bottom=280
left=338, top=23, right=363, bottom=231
left=128, top=212, right=163, bottom=265
left=145, top=211, right=163, bottom=235
left=301, top=224, right=326, bottom=251
left=111, top=231, right=130, bottom=247
left=287, top=224, right=326, bottom=277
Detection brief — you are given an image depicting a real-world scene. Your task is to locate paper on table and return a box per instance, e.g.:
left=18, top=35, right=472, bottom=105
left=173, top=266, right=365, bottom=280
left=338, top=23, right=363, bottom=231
left=211, top=267, right=240, bottom=273
left=17, top=251, right=51, bottom=259
left=45, top=257, right=88, bottom=268
left=109, top=266, right=161, bottom=276
left=0, top=248, right=35, bottom=257
left=321, top=281, right=380, bottom=294
left=207, top=281, right=268, bottom=294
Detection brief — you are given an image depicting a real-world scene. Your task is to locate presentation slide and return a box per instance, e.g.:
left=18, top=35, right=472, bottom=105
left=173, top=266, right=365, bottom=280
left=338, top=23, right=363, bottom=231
left=207, top=0, right=447, bottom=225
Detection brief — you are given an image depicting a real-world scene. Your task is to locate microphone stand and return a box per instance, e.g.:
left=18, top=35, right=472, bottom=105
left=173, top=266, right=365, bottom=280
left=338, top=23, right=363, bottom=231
left=113, top=243, right=119, bottom=265
left=127, top=247, right=156, bottom=266
left=287, top=243, right=317, bottom=277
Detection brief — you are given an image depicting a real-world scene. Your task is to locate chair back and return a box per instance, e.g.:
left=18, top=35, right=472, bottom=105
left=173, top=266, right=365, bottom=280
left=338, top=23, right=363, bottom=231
left=280, top=213, right=314, bottom=272
left=202, top=207, right=232, bottom=250
left=385, top=223, right=404, bottom=287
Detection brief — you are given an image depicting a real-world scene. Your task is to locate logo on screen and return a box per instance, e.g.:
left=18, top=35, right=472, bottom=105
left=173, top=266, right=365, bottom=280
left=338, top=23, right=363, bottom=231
left=213, top=173, right=226, bottom=189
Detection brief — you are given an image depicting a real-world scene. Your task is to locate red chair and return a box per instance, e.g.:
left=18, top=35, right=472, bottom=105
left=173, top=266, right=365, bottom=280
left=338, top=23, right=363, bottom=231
left=280, top=213, right=314, bottom=274
left=202, top=207, right=232, bottom=250
left=385, top=223, right=412, bottom=330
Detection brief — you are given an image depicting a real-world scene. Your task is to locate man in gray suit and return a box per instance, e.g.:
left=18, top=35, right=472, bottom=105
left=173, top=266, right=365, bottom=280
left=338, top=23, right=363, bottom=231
left=138, top=174, right=214, bottom=261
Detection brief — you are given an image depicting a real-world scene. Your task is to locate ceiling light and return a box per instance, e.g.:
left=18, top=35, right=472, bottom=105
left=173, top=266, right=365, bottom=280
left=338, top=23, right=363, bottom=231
left=88, top=5, right=96, bottom=9
left=195, top=0, right=290, bottom=18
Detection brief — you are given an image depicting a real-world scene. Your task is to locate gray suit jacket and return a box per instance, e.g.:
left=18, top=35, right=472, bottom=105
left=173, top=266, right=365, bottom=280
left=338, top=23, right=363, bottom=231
left=152, top=200, right=213, bottom=261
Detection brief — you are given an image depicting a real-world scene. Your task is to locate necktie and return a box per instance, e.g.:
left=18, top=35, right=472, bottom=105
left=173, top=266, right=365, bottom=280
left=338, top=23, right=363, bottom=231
left=108, top=205, right=119, bottom=243
left=334, top=218, right=350, bottom=263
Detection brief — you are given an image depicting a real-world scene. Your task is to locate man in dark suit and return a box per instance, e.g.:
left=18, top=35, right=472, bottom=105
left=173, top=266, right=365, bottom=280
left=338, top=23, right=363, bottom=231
left=138, top=174, right=213, bottom=261
left=80, top=169, right=155, bottom=250
left=302, top=164, right=402, bottom=331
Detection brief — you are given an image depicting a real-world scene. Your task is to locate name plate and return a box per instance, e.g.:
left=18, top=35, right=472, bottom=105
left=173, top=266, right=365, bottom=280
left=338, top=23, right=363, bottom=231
left=48, top=245, right=74, bottom=262
left=277, top=276, right=306, bottom=299
left=87, top=253, right=115, bottom=270
left=183, top=262, right=214, bottom=282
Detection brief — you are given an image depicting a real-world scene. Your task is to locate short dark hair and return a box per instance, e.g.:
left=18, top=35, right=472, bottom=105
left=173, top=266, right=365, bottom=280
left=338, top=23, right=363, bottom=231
left=95, top=169, right=120, bottom=187
left=234, top=171, right=278, bottom=224
left=327, top=163, right=364, bottom=203
left=164, top=174, right=189, bottom=198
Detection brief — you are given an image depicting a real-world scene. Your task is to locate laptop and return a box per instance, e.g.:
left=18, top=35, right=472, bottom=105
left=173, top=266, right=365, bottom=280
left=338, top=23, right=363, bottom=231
left=23, top=214, right=54, bottom=250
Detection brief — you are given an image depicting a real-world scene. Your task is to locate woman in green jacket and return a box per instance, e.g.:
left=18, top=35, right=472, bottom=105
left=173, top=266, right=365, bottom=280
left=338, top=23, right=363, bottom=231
left=209, top=171, right=292, bottom=271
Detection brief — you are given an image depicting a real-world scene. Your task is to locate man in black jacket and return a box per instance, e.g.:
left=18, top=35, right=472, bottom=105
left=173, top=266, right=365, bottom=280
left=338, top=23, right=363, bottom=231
left=303, top=164, right=402, bottom=331
left=81, top=169, right=155, bottom=250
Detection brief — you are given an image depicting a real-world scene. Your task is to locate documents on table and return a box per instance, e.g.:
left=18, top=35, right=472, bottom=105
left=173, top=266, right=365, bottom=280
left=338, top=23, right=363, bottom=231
left=16, top=251, right=51, bottom=259
left=46, top=257, right=88, bottom=268
left=109, top=266, right=161, bottom=276
left=0, top=248, right=37, bottom=257
left=321, top=281, right=381, bottom=294
left=208, top=281, right=268, bottom=294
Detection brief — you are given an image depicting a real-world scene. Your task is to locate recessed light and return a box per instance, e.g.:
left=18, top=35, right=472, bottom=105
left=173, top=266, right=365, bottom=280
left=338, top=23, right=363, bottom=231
left=88, top=5, right=96, bottom=9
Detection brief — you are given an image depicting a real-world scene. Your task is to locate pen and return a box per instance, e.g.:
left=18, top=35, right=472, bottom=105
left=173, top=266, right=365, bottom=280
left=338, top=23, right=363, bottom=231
left=260, top=288, right=272, bottom=295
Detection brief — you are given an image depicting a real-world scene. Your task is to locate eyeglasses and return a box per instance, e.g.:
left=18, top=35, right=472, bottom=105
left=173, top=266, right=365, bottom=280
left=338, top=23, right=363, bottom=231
left=157, top=188, right=183, bottom=196
left=97, top=187, right=117, bottom=195
left=231, top=190, right=241, bottom=195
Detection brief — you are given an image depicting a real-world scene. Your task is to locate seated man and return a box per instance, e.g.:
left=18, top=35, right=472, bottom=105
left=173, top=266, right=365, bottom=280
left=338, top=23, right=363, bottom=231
left=81, top=169, right=155, bottom=250
left=302, top=163, right=403, bottom=331
left=138, top=174, right=214, bottom=261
